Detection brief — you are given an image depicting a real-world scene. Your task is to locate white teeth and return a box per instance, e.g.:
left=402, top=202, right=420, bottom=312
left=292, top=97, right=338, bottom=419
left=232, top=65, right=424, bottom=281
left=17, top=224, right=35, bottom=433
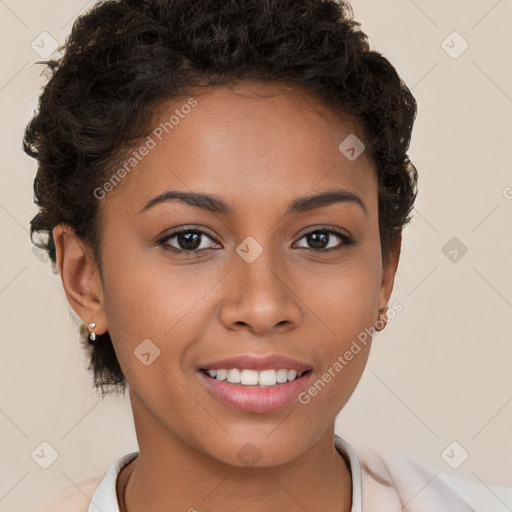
left=258, top=369, right=276, bottom=386
left=276, top=369, right=288, bottom=383
left=215, top=369, right=228, bottom=381
left=204, top=368, right=307, bottom=386
left=227, top=368, right=241, bottom=383
left=240, top=369, right=259, bottom=385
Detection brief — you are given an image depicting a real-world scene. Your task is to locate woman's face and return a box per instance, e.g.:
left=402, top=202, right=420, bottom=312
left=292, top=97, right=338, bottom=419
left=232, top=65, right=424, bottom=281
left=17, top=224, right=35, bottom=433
left=69, top=81, right=399, bottom=467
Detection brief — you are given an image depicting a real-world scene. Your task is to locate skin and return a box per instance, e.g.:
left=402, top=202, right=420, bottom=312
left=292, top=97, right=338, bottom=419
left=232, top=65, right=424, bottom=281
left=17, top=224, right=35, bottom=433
left=53, top=80, right=400, bottom=512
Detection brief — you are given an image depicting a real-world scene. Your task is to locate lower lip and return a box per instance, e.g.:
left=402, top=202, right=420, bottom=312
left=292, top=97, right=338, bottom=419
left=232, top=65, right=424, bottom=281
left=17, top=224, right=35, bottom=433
left=198, top=371, right=313, bottom=413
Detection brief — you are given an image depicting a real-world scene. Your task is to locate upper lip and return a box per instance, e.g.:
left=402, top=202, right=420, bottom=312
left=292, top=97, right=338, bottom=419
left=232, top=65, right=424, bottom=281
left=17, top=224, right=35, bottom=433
left=199, top=354, right=312, bottom=373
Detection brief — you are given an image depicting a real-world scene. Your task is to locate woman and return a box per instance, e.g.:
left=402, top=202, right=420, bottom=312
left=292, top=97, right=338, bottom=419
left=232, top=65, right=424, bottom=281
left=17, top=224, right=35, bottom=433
left=24, top=0, right=489, bottom=510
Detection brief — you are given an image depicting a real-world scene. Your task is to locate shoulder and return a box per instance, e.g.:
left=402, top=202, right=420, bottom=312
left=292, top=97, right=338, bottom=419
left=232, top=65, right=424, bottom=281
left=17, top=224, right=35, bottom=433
left=29, top=476, right=103, bottom=512
left=358, top=447, right=511, bottom=512
left=32, top=451, right=139, bottom=511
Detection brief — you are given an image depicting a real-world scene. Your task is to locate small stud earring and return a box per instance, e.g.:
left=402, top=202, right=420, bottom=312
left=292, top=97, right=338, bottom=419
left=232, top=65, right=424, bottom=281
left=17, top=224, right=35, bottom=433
left=88, top=322, right=97, bottom=343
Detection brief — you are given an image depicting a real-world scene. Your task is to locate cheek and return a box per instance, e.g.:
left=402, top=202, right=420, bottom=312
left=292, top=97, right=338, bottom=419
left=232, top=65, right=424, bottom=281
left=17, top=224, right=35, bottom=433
left=308, top=248, right=382, bottom=339
left=299, top=247, right=381, bottom=404
left=100, top=241, right=221, bottom=388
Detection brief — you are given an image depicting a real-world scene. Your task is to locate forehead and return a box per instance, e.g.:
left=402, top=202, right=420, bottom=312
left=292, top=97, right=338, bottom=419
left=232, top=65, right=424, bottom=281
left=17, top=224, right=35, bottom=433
left=100, top=81, right=377, bottom=217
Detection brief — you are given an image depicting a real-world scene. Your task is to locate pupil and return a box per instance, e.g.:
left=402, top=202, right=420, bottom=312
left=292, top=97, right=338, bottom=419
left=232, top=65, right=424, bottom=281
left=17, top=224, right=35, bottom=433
left=179, top=232, right=201, bottom=250
left=308, top=232, right=328, bottom=249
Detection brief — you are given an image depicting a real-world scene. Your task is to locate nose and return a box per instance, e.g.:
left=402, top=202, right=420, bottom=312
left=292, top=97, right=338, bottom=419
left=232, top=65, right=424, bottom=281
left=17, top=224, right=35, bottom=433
left=219, top=244, right=303, bottom=336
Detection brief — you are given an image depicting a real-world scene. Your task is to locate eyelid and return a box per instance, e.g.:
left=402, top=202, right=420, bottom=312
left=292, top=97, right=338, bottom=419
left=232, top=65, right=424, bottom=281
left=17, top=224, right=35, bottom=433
left=156, top=226, right=221, bottom=249
left=296, top=224, right=352, bottom=240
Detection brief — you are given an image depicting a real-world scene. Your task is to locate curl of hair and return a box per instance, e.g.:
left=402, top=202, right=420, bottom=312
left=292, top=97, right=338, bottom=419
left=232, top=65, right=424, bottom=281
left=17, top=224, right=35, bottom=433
left=23, top=0, right=418, bottom=395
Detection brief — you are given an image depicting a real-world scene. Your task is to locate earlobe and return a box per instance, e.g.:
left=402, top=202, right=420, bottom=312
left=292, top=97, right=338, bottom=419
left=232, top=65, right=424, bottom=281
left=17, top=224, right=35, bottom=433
left=52, top=223, right=107, bottom=334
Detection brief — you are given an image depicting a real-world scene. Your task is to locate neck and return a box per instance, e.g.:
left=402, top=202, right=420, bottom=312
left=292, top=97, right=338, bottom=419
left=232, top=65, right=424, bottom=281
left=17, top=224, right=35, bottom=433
left=117, top=392, right=353, bottom=512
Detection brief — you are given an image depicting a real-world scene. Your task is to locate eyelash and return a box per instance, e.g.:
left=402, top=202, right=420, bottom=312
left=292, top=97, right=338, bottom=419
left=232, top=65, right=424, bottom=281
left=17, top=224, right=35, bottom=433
left=156, top=226, right=355, bottom=256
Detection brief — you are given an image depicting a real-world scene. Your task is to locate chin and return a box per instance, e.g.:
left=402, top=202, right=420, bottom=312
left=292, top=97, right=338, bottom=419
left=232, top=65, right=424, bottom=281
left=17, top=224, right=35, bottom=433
left=199, top=428, right=313, bottom=468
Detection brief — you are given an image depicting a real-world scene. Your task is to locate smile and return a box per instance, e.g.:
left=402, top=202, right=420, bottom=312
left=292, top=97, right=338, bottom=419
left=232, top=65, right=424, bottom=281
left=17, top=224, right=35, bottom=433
left=196, top=368, right=312, bottom=414
left=200, top=368, right=310, bottom=386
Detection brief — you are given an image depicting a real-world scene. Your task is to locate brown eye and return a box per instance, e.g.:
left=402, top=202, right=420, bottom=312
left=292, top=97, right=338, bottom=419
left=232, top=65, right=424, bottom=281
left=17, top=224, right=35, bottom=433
left=294, top=228, right=355, bottom=252
left=158, top=228, right=221, bottom=254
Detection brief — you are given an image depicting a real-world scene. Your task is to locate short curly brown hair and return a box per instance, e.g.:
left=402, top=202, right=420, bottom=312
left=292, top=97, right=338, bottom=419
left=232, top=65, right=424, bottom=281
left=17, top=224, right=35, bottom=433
left=23, top=0, right=418, bottom=397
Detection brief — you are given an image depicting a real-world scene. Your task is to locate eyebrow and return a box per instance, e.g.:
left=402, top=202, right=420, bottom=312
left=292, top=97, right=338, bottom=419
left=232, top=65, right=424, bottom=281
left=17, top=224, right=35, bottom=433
left=138, top=188, right=368, bottom=216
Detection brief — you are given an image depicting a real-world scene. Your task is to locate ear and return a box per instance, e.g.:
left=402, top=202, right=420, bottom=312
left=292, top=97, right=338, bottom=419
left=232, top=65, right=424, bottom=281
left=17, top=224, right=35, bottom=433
left=52, top=223, right=107, bottom=335
left=377, top=233, right=401, bottom=316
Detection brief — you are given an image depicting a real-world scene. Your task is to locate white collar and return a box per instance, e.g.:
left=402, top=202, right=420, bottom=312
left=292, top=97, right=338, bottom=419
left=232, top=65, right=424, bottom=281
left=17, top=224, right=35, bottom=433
left=87, top=435, right=362, bottom=512
left=87, top=450, right=138, bottom=512
left=335, top=434, right=363, bottom=512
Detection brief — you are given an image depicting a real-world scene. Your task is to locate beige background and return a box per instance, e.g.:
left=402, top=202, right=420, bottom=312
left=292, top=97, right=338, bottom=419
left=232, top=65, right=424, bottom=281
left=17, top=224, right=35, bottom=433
left=1, top=0, right=511, bottom=510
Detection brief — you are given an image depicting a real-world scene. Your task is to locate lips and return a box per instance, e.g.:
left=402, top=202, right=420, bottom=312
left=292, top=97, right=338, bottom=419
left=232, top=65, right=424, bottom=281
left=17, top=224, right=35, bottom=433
left=199, top=354, right=312, bottom=373
left=197, top=354, right=313, bottom=413
left=198, top=371, right=312, bottom=413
